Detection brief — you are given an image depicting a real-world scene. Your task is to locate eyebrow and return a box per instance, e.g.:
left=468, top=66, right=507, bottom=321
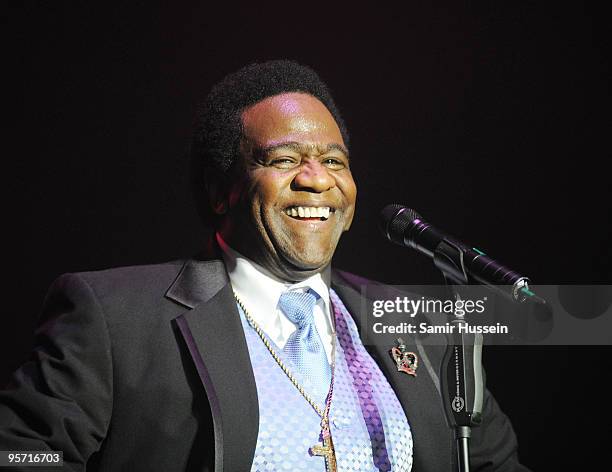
left=256, top=141, right=349, bottom=158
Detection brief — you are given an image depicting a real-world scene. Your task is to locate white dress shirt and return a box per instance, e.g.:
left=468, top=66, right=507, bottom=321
left=216, top=233, right=335, bottom=363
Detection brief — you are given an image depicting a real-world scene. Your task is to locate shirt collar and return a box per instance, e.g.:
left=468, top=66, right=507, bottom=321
left=216, top=233, right=331, bottom=313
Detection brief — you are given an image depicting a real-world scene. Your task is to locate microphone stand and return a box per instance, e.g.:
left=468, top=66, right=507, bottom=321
left=434, top=240, right=484, bottom=472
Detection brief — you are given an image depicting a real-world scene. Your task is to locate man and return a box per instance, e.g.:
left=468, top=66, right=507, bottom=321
left=0, top=60, right=528, bottom=471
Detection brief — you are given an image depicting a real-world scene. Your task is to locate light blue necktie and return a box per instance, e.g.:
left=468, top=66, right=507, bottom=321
left=279, top=289, right=332, bottom=405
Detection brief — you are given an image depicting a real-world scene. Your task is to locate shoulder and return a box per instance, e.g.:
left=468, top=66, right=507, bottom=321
left=44, top=260, right=190, bottom=325
left=65, top=260, right=186, bottom=295
left=332, top=268, right=445, bottom=301
left=331, top=268, right=385, bottom=290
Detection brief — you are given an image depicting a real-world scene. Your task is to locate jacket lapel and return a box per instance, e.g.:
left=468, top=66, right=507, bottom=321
left=331, top=270, right=454, bottom=472
left=166, top=257, right=259, bottom=472
left=164, top=256, right=454, bottom=472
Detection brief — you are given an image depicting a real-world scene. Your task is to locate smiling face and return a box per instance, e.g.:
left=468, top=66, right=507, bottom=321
left=217, top=92, right=357, bottom=281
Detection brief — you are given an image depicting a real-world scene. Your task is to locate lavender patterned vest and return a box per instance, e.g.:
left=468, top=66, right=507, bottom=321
left=237, top=288, right=413, bottom=471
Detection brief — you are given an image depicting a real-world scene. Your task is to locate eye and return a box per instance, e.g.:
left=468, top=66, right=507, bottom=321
left=269, top=157, right=299, bottom=169
left=322, top=157, right=346, bottom=169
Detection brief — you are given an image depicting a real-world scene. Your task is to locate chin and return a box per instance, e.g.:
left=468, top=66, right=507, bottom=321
left=283, top=250, right=332, bottom=273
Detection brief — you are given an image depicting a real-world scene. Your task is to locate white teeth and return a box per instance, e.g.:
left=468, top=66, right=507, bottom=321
left=286, top=206, right=331, bottom=220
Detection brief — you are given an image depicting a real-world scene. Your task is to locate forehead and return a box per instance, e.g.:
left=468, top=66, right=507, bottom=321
left=240, top=92, right=345, bottom=149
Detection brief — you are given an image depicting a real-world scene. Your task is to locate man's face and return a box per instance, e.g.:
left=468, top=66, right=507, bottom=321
left=218, top=92, right=357, bottom=281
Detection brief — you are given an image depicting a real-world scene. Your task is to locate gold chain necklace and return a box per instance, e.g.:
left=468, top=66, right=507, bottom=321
left=234, top=291, right=338, bottom=472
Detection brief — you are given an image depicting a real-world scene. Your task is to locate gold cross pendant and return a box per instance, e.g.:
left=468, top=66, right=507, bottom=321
left=310, top=436, right=337, bottom=472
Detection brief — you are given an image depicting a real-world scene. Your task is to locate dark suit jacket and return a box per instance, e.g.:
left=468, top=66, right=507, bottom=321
left=0, top=256, right=529, bottom=471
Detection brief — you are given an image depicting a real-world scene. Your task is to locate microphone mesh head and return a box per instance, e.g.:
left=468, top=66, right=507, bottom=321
left=379, top=204, right=422, bottom=245
left=402, top=207, right=422, bottom=222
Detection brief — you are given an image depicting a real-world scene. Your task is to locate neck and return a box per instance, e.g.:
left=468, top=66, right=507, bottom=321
left=215, top=232, right=331, bottom=284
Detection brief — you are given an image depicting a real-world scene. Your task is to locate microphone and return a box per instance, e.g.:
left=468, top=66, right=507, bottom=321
left=379, top=204, right=544, bottom=304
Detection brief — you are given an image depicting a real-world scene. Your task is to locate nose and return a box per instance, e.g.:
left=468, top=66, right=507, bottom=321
left=292, top=160, right=335, bottom=192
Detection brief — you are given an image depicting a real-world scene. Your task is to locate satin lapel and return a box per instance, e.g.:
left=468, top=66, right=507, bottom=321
left=331, top=273, right=454, bottom=472
left=168, top=258, right=258, bottom=472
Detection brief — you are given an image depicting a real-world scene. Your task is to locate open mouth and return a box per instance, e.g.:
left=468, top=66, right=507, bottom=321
left=284, top=206, right=334, bottom=221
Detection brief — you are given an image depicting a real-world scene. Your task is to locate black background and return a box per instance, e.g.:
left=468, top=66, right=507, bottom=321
left=9, top=2, right=612, bottom=469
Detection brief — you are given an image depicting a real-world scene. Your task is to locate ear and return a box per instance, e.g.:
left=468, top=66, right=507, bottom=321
left=205, top=170, right=231, bottom=215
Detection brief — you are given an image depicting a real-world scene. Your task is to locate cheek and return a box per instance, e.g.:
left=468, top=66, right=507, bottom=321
left=339, top=175, right=357, bottom=205
left=340, top=176, right=357, bottom=229
left=248, top=174, right=289, bottom=217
